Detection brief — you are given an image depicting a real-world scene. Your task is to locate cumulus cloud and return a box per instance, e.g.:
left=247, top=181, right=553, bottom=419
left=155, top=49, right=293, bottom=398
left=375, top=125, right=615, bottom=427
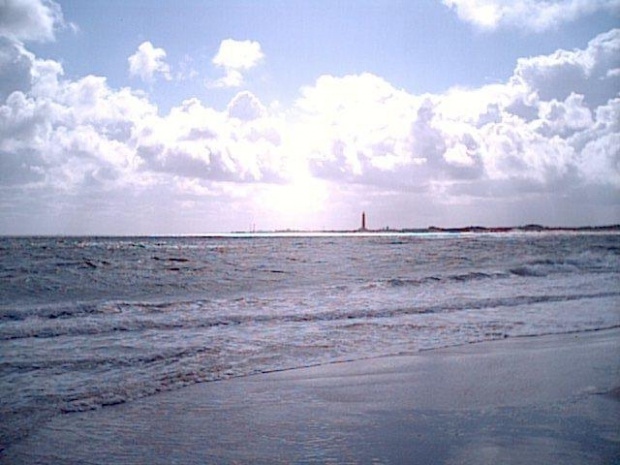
left=211, top=39, right=264, bottom=88
left=2, top=28, right=619, bottom=196
left=134, top=94, right=288, bottom=183
left=213, top=39, right=264, bottom=70
left=0, top=0, right=65, bottom=42
left=293, top=28, right=620, bottom=203
left=442, top=0, right=620, bottom=32
left=0, top=35, right=287, bottom=194
left=128, top=41, right=172, bottom=83
left=0, top=36, right=158, bottom=192
left=294, top=73, right=422, bottom=184
left=511, top=28, right=620, bottom=106
left=1, top=22, right=619, bottom=232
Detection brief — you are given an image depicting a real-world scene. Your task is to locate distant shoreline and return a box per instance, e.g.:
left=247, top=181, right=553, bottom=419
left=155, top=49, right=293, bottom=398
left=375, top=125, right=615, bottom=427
left=2, top=224, right=620, bottom=238
left=234, top=224, right=620, bottom=235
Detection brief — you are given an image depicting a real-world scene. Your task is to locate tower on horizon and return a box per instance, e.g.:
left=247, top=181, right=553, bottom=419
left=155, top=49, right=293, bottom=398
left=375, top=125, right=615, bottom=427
left=361, top=211, right=367, bottom=231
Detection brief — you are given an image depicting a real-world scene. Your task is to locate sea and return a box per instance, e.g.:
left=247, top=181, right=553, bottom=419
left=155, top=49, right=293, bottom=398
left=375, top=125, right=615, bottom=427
left=1, top=232, right=619, bottom=451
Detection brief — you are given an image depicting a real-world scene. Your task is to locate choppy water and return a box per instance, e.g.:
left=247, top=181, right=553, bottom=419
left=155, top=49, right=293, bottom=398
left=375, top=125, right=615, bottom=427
left=1, top=232, right=619, bottom=450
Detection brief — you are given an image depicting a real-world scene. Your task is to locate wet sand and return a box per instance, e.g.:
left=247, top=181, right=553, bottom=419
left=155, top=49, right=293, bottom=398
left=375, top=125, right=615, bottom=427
left=2, top=329, right=619, bottom=464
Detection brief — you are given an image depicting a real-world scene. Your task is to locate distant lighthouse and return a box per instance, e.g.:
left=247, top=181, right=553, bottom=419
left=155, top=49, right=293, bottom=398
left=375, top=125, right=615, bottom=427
left=361, top=211, right=367, bottom=232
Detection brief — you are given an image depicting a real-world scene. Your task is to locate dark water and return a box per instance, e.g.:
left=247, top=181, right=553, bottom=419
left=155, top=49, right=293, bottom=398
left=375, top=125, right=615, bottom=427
left=1, top=232, right=619, bottom=450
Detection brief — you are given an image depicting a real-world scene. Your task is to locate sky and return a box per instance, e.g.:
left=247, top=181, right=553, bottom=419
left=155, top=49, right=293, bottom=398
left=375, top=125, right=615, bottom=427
left=0, top=0, right=619, bottom=234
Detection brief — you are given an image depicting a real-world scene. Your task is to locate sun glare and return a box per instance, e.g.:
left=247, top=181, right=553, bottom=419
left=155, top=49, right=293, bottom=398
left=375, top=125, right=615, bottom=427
left=259, top=176, right=330, bottom=228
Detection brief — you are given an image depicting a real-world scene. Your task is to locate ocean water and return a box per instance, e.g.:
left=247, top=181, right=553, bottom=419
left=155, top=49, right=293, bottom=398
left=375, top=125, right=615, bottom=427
left=1, top=232, right=619, bottom=450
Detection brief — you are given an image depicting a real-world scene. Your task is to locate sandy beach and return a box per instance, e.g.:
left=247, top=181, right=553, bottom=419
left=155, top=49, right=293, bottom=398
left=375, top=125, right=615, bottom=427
left=2, top=328, right=619, bottom=464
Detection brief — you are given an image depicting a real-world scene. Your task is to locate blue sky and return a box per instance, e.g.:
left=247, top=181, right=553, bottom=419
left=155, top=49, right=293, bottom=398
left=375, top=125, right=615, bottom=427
left=1, top=0, right=619, bottom=234
left=38, top=0, right=617, bottom=110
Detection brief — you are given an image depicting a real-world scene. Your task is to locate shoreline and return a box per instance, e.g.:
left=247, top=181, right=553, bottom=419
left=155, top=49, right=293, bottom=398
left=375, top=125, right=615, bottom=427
left=2, top=328, right=619, bottom=464
left=2, top=224, right=620, bottom=238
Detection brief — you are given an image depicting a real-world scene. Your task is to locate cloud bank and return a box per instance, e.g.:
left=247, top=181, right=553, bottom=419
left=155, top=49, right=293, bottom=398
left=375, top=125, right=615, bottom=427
left=296, top=29, right=620, bottom=199
left=0, top=0, right=618, bottom=232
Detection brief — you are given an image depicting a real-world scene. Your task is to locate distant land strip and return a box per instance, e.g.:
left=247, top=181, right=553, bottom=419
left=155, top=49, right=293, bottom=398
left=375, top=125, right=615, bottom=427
left=233, top=224, right=620, bottom=235
left=4, top=225, right=620, bottom=238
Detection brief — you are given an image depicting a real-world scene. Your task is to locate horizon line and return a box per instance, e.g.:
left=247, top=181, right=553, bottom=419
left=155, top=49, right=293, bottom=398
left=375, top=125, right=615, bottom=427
left=2, top=224, right=619, bottom=238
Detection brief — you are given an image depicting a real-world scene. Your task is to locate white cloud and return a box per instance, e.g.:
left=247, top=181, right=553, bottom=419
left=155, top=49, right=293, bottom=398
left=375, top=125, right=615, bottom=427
left=0, top=45, right=287, bottom=188
left=511, top=28, right=620, bottom=106
left=134, top=94, right=288, bottom=183
left=535, top=93, right=594, bottom=137
left=294, top=73, right=424, bottom=184
left=128, top=41, right=172, bottom=83
left=444, top=143, right=477, bottom=167
left=211, top=39, right=264, bottom=88
left=0, top=38, right=156, bottom=191
left=213, top=39, right=264, bottom=70
left=442, top=0, right=620, bottom=32
left=0, top=0, right=64, bottom=42
left=1, top=26, right=619, bottom=232
left=211, top=69, right=244, bottom=89
left=291, top=29, right=620, bottom=199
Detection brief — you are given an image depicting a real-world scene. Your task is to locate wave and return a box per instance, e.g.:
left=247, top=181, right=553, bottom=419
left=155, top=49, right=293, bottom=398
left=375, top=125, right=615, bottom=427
left=8, top=322, right=620, bottom=419
left=0, top=297, right=212, bottom=322
left=0, top=345, right=219, bottom=375
left=384, top=253, right=619, bottom=287
left=385, top=271, right=508, bottom=288
left=511, top=254, right=620, bottom=277
left=2, top=291, right=618, bottom=341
